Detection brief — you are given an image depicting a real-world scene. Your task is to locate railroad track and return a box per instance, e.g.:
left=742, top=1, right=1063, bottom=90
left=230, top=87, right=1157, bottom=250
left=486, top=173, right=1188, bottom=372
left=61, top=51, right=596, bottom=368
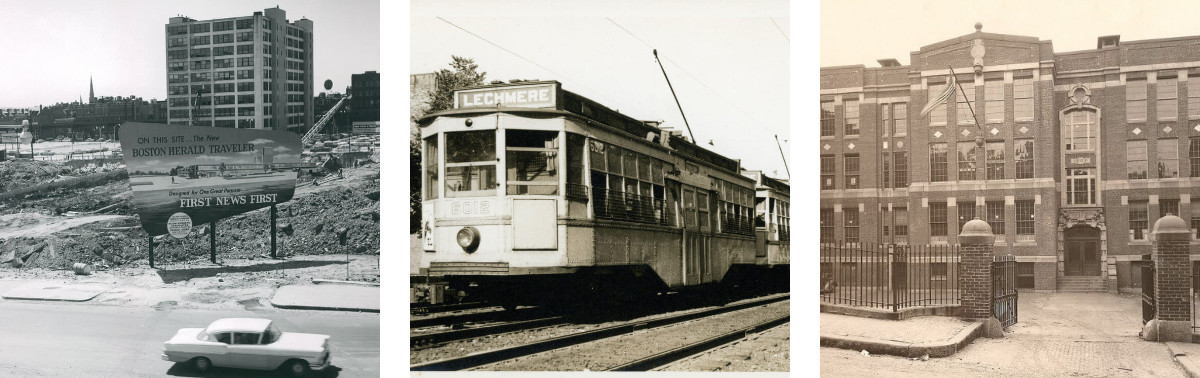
left=410, top=306, right=543, bottom=329
left=410, top=301, right=490, bottom=316
left=411, top=316, right=567, bottom=349
left=410, top=293, right=789, bottom=371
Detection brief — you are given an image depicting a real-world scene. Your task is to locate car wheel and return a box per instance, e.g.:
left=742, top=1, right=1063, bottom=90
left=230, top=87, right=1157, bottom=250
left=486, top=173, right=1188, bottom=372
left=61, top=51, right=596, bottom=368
left=284, top=359, right=310, bottom=377
left=191, top=357, right=212, bottom=372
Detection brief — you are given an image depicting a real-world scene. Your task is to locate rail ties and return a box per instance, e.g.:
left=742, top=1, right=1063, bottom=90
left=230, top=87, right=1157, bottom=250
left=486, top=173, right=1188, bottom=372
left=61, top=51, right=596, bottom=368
left=410, top=301, right=489, bottom=316
left=605, top=314, right=790, bottom=371
left=410, top=293, right=789, bottom=371
left=411, top=316, right=566, bottom=348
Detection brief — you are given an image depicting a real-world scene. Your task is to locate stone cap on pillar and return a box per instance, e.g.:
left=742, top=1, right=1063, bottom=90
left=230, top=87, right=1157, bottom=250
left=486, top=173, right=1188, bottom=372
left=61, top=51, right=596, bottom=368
left=959, top=217, right=995, bottom=245
left=1152, top=215, right=1191, bottom=242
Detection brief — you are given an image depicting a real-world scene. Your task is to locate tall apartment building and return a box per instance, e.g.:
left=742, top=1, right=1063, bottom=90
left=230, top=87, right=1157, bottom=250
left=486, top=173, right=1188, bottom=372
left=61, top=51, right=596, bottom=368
left=165, top=7, right=313, bottom=132
left=821, top=24, right=1200, bottom=292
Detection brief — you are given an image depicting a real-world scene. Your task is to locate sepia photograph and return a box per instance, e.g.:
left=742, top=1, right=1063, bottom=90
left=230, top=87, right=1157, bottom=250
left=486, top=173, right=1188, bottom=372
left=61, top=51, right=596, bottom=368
left=409, top=0, right=791, bottom=373
left=0, top=1, right=380, bottom=376
left=821, top=0, right=1200, bottom=377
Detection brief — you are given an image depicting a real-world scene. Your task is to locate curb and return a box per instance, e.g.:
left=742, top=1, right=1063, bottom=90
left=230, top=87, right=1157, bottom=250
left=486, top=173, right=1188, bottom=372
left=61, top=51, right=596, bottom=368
left=820, top=320, right=984, bottom=358
left=311, top=278, right=380, bottom=287
left=268, top=301, right=380, bottom=313
left=1166, top=343, right=1200, bottom=378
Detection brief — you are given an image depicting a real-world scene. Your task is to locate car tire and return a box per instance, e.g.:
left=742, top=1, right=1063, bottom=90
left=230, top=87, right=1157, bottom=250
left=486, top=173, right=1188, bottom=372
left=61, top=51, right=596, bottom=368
left=283, top=359, right=310, bottom=377
left=191, top=357, right=212, bottom=372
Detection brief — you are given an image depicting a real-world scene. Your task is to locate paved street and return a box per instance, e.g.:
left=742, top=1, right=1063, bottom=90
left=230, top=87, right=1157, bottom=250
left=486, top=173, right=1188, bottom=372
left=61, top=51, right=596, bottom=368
left=0, top=301, right=379, bottom=377
left=822, top=292, right=1191, bottom=377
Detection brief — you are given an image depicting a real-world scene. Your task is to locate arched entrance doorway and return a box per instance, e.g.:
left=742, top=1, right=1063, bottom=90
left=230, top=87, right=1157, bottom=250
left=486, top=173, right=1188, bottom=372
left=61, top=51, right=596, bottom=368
left=1064, top=226, right=1101, bottom=276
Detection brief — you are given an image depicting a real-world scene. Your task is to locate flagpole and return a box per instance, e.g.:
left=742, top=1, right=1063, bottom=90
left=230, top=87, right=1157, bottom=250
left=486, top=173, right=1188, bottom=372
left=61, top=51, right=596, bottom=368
left=948, top=66, right=986, bottom=222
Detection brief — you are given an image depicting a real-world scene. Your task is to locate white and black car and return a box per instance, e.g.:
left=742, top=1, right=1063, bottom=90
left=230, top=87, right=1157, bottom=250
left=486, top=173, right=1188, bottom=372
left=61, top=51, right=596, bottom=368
left=162, top=318, right=331, bottom=376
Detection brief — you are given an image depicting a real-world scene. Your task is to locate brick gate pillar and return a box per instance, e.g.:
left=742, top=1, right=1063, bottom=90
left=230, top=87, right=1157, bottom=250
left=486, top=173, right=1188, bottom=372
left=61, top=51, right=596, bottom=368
left=1147, top=215, right=1193, bottom=342
left=959, top=218, right=1003, bottom=336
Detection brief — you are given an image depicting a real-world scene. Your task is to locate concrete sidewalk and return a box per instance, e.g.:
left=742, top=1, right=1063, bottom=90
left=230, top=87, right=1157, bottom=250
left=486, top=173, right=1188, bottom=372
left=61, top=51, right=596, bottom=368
left=1, top=281, right=109, bottom=302
left=821, top=312, right=985, bottom=358
left=270, top=281, right=379, bottom=312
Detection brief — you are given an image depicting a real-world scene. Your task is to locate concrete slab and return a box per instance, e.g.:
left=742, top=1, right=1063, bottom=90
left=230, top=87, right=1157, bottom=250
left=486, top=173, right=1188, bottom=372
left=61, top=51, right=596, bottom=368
left=270, top=284, right=379, bottom=312
left=820, top=313, right=984, bottom=357
left=1, top=281, right=109, bottom=302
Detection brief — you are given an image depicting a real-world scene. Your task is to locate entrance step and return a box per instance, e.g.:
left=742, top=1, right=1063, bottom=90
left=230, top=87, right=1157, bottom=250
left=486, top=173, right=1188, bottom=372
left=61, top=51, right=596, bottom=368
left=1057, top=277, right=1107, bottom=292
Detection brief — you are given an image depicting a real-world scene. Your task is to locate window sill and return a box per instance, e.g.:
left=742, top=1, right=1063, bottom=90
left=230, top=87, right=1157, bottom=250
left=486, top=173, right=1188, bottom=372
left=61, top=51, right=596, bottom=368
left=893, top=133, right=908, bottom=138
left=821, top=135, right=835, bottom=140
left=844, top=135, right=860, bottom=139
left=1129, top=241, right=1151, bottom=246
left=1014, top=242, right=1037, bottom=247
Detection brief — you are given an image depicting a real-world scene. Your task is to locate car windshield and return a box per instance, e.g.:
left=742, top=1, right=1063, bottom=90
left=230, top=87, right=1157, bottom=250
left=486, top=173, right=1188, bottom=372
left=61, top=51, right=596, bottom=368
left=262, top=324, right=282, bottom=344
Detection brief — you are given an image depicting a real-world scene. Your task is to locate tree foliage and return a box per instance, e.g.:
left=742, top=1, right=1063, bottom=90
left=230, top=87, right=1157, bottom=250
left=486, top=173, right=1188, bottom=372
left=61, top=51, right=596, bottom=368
left=411, top=56, right=487, bottom=234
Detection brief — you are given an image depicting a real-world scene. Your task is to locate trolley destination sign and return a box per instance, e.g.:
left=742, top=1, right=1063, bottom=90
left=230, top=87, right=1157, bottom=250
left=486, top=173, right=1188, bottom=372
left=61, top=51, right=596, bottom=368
left=118, top=122, right=301, bottom=236
left=454, top=82, right=559, bottom=109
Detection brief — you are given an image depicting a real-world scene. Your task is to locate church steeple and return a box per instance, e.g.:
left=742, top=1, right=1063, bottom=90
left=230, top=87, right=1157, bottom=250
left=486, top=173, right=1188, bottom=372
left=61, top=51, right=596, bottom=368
left=89, top=75, right=95, bottom=104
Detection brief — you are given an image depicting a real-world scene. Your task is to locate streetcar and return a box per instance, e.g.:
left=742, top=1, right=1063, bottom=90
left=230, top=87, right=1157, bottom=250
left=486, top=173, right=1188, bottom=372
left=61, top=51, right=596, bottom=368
left=416, top=80, right=788, bottom=308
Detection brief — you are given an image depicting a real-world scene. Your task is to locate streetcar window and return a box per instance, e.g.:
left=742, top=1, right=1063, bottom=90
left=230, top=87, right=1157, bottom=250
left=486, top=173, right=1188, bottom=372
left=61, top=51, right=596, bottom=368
left=445, top=130, right=498, bottom=197
left=623, top=149, right=637, bottom=178
left=698, top=192, right=710, bottom=229
left=506, top=130, right=559, bottom=195
left=424, top=135, right=438, bottom=199
left=567, top=134, right=585, bottom=200
left=607, top=145, right=623, bottom=175
left=638, top=155, right=651, bottom=181
left=651, top=160, right=664, bottom=184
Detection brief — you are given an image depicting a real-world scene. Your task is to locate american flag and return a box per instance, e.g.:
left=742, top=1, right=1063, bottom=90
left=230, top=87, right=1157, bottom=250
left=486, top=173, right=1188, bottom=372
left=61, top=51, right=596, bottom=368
left=919, top=74, right=957, bottom=117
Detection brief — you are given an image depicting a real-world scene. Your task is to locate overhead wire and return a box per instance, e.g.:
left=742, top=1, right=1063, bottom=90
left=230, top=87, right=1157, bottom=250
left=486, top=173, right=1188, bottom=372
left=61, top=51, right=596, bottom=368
left=769, top=17, right=789, bottom=42
left=435, top=17, right=615, bottom=105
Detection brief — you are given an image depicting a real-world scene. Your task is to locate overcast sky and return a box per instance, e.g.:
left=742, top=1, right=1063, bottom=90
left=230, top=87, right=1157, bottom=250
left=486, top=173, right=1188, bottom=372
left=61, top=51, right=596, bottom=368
left=822, top=0, right=1199, bottom=68
left=411, top=0, right=791, bottom=179
left=0, top=0, right=379, bottom=108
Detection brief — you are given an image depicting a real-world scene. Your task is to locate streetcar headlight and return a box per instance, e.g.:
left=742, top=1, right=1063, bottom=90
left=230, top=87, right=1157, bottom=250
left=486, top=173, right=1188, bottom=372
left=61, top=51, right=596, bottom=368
left=456, top=227, right=480, bottom=252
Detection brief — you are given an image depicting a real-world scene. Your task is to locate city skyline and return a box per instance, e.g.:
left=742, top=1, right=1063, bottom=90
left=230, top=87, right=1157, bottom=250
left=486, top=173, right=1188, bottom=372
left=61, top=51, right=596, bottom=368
left=0, top=0, right=379, bottom=108
left=411, top=0, right=791, bottom=179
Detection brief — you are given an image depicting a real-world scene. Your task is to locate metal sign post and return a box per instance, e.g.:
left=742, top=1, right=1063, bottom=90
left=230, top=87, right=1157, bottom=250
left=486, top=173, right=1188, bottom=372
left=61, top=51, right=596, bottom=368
left=148, top=235, right=155, bottom=269
left=271, top=204, right=278, bottom=258
left=209, top=220, right=216, bottom=264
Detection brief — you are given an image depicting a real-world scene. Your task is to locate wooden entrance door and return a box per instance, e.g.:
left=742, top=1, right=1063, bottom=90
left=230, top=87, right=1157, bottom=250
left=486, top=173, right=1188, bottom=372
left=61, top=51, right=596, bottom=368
left=1065, top=226, right=1101, bottom=276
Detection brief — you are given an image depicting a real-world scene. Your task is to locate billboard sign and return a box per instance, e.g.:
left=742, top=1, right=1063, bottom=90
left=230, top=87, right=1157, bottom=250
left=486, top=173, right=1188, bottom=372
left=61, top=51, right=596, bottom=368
left=118, top=122, right=301, bottom=236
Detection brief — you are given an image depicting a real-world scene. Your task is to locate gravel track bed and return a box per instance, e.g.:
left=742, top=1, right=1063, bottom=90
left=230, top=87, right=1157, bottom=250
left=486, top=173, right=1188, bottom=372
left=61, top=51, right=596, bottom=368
left=409, top=294, right=786, bottom=365
left=660, top=322, right=790, bottom=372
left=472, top=299, right=790, bottom=371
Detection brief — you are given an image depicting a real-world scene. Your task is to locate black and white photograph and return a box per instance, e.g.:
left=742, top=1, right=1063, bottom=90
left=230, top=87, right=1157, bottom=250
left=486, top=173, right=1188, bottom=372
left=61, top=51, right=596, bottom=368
left=820, top=0, right=1200, bottom=377
left=409, top=0, right=791, bottom=373
left=0, top=1, right=380, bottom=376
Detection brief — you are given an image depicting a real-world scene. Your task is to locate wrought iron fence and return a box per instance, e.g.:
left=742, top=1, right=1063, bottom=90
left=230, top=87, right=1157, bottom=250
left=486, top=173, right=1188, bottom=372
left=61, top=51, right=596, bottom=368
left=1140, top=257, right=1155, bottom=325
left=820, top=242, right=960, bottom=312
left=992, top=255, right=1018, bottom=329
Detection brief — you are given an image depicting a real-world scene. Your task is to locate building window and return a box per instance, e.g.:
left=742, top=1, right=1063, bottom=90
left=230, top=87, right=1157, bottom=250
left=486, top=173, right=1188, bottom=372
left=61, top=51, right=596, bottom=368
left=167, top=50, right=187, bottom=60
left=1161, top=198, right=1180, bottom=217
left=986, top=141, right=1004, bottom=180
left=882, top=152, right=890, bottom=189
left=986, top=201, right=1005, bottom=235
left=1128, top=140, right=1148, bottom=179
left=189, top=23, right=210, bottom=34
left=894, top=152, right=908, bottom=188
left=893, top=207, right=908, bottom=244
left=957, top=142, right=977, bottom=181
left=1158, top=75, right=1178, bottom=121
left=930, top=202, right=948, bottom=237
left=1015, top=200, right=1034, bottom=236
left=820, top=101, right=835, bottom=137
left=844, top=100, right=859, bottom=136
left=213, top=20, right=234, bottom=32
left=1189, top=76, right=1200, bottom=119
left=821, top=155, right=835, bottom=190
left=1013, top=74, right=1034, bottom=120
left=1130, top=201, right=1149, bottom=241
left=236, top=19, right=254, bottom=30
left=1191, top=137, right=1200, bottom=177
left=1192, top=202, right=1200, bottom=239
left=1158, top=139, right=1179, bottom=178
left=929, top=79, right=948, bottom=125
left=1064, top=110, right=1097, bottom=151
left=985, top=78, right=1004, bottom=123
left=844, top=154, right=859, bottom=189
left=1065, top=169, right=1096, bottom=205
left=957, top=81, right=976, bottom=125
left=894, top=103, right=908, bottom=135
left=958, top=201, right=976, bottom=231
left=1015, top=139, right=1034, bottom=179
left=1128, top=79, right=1147, bottom=121
left=931, top=143, right=948, bottom=182
left=881, top=104, right=891, bottom=135
left=844, top=207, right=859, bottom=243
left=820, top=208, right=834, bottom=243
